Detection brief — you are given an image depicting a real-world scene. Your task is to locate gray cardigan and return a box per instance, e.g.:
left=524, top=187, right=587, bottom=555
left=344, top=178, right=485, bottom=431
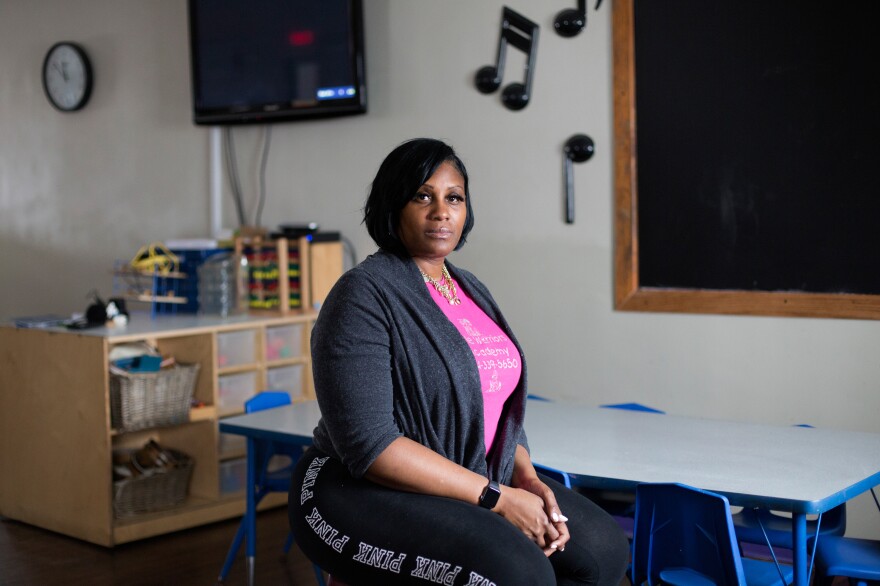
left=310, top=250, right=529, bottom=485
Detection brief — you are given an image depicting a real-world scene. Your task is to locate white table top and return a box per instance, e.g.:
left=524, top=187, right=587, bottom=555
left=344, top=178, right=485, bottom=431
left=219, top=399, right=880, bottom=515
left=220, top=400, right=322, bottom=443
left=524, top=401, right=880, bottom=514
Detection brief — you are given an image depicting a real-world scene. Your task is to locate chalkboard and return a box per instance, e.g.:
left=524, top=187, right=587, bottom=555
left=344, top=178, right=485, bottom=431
left=612, top=0, right=880, bottom=319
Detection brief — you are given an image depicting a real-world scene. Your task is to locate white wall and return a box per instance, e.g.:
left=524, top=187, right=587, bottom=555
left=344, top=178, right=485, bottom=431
left=2, top=0, right=878, bottom=537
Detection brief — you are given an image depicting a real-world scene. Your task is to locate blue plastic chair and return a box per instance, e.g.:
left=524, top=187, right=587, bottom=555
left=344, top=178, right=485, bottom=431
left=219, top=391, right=326, bottom=586
left=632, top=483, right=794, bottom=586
left=814, top=536, right=880, bottom=586
left=527, top=393, right=552, bottom=401
left=734, top=505, right=846, bottom=564
left=601, top=402, right=665, bottom=414
left=812, top=488, right=880, bottom=586
left=533, top=463, right=573, bottom=488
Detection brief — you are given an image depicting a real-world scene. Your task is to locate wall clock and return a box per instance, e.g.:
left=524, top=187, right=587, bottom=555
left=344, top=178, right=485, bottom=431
left=42, top=42, right=93, bottom=112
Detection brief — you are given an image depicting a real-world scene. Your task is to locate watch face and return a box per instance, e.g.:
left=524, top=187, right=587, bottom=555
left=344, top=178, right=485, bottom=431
left=42, top=42, right=92, bottom=111
left=480, top=480, right=501, bottom=509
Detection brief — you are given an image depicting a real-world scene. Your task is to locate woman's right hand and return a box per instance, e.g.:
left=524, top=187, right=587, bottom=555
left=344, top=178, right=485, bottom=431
left=495, top=485, right=562, bottom=554
left=365, top=438, right=566, bottom=554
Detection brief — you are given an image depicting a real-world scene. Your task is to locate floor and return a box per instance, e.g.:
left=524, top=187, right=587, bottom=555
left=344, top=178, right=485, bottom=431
left=0, top=506, right=323, bottom=586
left=3, top=506, right=832, bottom=586
left=1, top=506, right=636, bottom=586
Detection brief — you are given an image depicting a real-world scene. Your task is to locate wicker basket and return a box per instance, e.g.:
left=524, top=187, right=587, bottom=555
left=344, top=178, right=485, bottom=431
left=109, top=363, right=200, bottom=431
left=113, top=449, right=194, bottom=518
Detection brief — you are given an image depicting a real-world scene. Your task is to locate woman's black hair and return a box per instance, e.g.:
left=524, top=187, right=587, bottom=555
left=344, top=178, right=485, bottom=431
left=363, top=138, right=474, bottom=256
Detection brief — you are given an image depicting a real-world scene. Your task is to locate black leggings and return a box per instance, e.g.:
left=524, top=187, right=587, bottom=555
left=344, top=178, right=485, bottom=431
left=289, top=448, right=630, bottom=586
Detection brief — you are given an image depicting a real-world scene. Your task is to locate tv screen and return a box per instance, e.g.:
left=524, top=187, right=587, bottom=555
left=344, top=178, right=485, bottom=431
left=188, top=0, right=366, bottom=125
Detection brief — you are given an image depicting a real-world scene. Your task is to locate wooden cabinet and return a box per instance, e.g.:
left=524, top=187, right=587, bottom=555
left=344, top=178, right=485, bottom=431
left=0, top=312, right=317, bottom=546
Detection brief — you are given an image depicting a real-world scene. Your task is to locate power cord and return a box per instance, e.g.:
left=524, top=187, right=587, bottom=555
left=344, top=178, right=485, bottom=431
left=224, top=125, right=273, bottom=228
left=254, top=125, right=272, bottom=228
left=223, top=126, right=246, bottom=226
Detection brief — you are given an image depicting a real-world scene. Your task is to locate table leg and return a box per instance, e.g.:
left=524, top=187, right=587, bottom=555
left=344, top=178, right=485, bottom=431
left=246, top=437, right=257, bottom=586
left=792, top=512, right=807, bottom=586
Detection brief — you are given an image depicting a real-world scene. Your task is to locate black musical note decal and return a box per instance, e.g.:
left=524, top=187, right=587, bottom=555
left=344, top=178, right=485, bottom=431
left=474, top=6, right=539, bottom=111
left=563, top=134, right=595, bottom=224
left=553, top=0, right=603, bottom=38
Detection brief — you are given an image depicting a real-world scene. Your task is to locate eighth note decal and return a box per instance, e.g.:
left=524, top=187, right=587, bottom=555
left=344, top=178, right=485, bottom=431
left=474, top=6, right=539, bottom=111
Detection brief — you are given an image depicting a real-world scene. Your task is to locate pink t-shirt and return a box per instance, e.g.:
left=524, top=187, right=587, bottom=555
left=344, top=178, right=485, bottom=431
left=423, top=275, right=522, bottom=454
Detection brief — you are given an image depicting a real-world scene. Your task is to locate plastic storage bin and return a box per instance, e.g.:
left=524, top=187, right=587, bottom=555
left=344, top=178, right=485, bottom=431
left=265, top=365, right=305, bottom=400
left=264, top=324, right=303, bottom=361
left=217, top=371, right=258, bottom=411
left=161, top=248, right=229, bottom=313
left=218, top=432, right=246, bottom=455
left=198, top=252, right=248, bottom=317
left=217, top=330, right=256, bottom=368
left=219, top=457, right=247, bottom=495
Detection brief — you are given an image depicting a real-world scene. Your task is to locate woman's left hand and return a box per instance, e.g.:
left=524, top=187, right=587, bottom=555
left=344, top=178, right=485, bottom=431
left=515, top=475, right=571, bottom=555
left=511, top=445, right=570, bottom=555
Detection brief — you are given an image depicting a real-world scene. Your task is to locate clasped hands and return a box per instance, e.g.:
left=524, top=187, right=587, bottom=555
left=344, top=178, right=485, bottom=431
left=496, top=477, right=570, bottom=556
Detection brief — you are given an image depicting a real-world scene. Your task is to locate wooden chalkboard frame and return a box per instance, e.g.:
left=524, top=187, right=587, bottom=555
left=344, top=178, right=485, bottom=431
left=612, top=0, right=880, bottom=320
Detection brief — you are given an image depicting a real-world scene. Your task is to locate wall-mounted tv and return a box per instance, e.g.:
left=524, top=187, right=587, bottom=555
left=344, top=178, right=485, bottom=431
left=188, top=0, right=366, bottom=125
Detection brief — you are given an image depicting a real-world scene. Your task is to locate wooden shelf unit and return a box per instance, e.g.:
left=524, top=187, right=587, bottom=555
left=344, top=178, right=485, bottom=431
left=0, top=312, right=316, bottom=547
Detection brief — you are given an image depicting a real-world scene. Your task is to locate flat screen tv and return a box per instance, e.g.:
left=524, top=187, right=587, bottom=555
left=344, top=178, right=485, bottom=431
left=188, top=0, right=366, bottom=125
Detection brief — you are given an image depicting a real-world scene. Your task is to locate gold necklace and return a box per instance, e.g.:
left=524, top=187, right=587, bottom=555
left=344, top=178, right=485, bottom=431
left=419, top=264, right=461, bottom=305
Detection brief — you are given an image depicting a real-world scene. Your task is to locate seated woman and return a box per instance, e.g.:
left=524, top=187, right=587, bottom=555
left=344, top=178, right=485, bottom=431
left=290, top=138, right=629, bottom=585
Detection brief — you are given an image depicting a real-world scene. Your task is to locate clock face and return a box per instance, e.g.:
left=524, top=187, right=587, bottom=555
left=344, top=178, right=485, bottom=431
left=42, top=42, right=92, bottom=111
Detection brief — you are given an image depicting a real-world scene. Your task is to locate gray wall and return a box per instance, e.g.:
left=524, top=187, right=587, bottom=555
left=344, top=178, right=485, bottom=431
left=2, top=0, right=878, bottom=537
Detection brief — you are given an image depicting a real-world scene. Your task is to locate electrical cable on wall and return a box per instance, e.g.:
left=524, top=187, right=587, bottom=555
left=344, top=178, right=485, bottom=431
left=223, top=125, right=273, bottom=228
left=254, top=125, right=272, bottom=228
left=223, top=126, right=246, bottom=226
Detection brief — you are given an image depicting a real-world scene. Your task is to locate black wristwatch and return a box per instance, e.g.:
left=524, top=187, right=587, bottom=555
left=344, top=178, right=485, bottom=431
left=479, top=480, right=501, bottom=509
